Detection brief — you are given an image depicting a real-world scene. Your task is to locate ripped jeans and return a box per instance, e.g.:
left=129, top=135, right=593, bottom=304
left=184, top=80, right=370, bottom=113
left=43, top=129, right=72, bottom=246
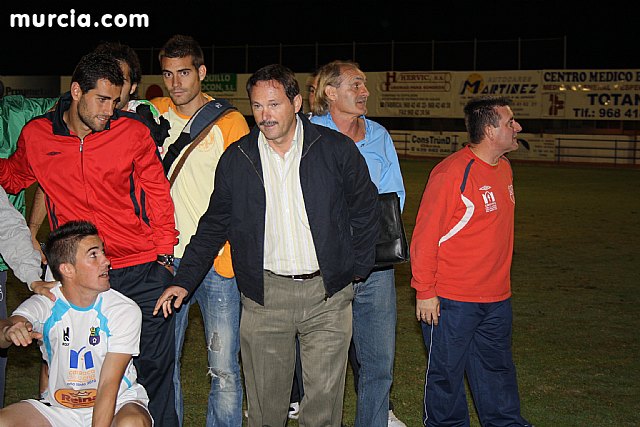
left=173, top=258, right=242, bottom=426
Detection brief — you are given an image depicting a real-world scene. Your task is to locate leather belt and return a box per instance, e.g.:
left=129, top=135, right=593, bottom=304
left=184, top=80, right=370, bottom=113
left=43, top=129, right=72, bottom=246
left=266, top=270, right=321, bottom=281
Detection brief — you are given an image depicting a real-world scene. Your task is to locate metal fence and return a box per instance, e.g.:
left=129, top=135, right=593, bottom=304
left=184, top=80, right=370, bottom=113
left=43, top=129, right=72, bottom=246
left=135, top=36, right=566, bottom=75
left=555, top=138, right=640, bottom=165
left=391, top=132, right=640, bottom=166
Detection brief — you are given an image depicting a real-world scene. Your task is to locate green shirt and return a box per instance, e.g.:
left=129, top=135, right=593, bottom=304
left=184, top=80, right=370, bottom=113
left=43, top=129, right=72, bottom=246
left=0, top=95, right=57, bottom=271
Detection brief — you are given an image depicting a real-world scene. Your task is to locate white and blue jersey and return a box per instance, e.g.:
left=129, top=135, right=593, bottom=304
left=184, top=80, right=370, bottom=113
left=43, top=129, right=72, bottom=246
left=12, top=284, right=147, bottom=410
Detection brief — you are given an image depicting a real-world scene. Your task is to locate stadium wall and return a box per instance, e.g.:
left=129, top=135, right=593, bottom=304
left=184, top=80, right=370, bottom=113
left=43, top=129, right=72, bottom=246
left=4, top=72, right=638, bottom=166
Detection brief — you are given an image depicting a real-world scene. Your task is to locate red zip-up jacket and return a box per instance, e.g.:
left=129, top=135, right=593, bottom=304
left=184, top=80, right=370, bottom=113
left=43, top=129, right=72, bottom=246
left=0, top=92, right=178, bottom=269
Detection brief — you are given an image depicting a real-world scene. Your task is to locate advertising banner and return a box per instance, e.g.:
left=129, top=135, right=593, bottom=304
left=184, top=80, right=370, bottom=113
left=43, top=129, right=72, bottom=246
left=390, top=130, right=466, bottom=157
left=391, top=130, right=557, bottom=161
left=541, top=70, right=640, bottom=121
left=65, top=68, right=640, bottom=123
left=506, top=134, right=557, bottom=161
left=453, top=71, right=541, bottom=118
left=201, top=73, right=237, bottom=94
left=368, top=71, right=454, bottom=117
left=1, top=76, right=59, bottom=98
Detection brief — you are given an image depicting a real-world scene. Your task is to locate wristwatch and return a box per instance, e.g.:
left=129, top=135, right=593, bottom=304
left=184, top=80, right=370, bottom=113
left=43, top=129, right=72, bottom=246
left=157, top=254, right=175, bottom=267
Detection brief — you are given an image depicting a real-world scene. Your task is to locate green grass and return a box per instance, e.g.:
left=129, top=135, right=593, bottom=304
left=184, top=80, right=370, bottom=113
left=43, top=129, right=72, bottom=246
left=5, top=161, right=640, bottom=426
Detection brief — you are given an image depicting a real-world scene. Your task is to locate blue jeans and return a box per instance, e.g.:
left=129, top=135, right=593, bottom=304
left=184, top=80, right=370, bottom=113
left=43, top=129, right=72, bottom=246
left=352, top=267, right=397, bottom=427
left=173, top=258, right=242, bottom=427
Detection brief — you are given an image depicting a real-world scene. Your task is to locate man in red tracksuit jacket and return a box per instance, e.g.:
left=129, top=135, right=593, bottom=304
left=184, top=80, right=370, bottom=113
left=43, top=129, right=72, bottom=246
left=0, top=52, right=179, bottom=426
left=411, top=96, right=533, bottom=427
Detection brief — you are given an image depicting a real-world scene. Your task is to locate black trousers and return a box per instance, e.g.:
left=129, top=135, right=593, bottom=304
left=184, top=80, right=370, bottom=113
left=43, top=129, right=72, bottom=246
left=290, top=337, right=304, bottom=402
left=109, top=261, right=178, bottom=427
left=0, top=271, right=7, bottom=408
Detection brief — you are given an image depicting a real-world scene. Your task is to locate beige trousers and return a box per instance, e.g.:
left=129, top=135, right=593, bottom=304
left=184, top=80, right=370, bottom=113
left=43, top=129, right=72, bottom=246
left=240, top=271, right=353, bottom=427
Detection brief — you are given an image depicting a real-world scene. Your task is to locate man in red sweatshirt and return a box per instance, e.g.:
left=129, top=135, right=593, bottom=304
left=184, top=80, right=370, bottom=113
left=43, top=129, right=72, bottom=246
left=0, top=52, right=179, bottom=426
left=411, top=96, right=533, bottom=427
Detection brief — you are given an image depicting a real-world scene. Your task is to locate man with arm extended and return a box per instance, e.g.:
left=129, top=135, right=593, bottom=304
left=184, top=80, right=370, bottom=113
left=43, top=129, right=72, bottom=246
left=151, top=34, right=249, bottom=426
left=155, top=64, right=379, bottom=426
left=0, top=52, right=179, bottom=426
left=0, top=220, right=151, bottom=427
left=411, top=96, right=533, bottom=426
left=0, top=184, right=42, bottom=290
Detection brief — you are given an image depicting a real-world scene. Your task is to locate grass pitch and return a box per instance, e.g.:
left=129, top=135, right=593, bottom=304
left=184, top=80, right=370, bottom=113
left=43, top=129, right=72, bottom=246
left=5, top=160, right=639, bottom=426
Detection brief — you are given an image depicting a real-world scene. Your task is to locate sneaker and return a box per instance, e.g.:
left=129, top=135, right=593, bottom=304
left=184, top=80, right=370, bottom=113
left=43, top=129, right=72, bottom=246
left=288, top=402, right=300, bottom=420
left=388, top=410, right=407, bottom=427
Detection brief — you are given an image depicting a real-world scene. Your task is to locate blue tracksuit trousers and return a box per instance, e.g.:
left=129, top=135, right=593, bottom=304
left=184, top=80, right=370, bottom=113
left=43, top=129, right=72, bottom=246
left=421, top=297, right=532, bottom=427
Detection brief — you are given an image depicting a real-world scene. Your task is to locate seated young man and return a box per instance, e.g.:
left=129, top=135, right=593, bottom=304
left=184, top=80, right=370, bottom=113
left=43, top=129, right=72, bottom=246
left=0, top=220, right=152, bottom=427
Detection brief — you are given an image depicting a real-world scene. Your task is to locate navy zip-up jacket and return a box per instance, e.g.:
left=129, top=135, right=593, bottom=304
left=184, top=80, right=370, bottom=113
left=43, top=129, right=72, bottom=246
left=173, top=113, right=379, bottom=305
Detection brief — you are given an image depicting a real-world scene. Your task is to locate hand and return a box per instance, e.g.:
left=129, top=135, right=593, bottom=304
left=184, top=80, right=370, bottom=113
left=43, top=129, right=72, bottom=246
left=416, top=296, right=440, bottom=325
left=30, top=281, right=57, bottom=302
left=153, top=286, right=188, bottom=318
left=31, top=236, right=47, bottom=265
left=3, top=321, right=42, bottom=346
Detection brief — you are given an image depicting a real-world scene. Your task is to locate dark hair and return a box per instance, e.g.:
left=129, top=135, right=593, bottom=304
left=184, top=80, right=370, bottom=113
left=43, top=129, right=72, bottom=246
left=71, top=52, right=124, bottom=93
left=313, top=60, right=361, bottom=116
left=158, top=34, right=204, bottom=70
left=463, top=96, right=512, bottom=144
left=94, top=41, right=142, bottom=86
left=45, top=221, right=99, bottom=282
left=246, top=64, right=299, bottom=103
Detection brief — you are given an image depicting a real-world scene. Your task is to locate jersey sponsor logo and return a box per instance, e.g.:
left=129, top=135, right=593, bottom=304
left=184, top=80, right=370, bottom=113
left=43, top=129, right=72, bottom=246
left=481, top=189, right=497, bottom=212
left=68, top=346, right=97, bottom=386
left=70, top=346, right=94, bottom=369
left=88, top=327, right=100, bottom=346
left=62, top=327, right=70, bottom=346
left=54, top=388, right=97, bottom=408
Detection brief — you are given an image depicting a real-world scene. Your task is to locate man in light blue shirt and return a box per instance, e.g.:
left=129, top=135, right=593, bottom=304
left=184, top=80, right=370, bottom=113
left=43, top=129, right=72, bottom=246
left=312, top=60, right=406, bottom=427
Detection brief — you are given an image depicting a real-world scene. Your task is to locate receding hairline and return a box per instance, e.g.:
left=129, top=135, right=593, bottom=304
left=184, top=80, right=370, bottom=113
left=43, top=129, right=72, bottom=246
left=337, top=64, right=365, bottom=83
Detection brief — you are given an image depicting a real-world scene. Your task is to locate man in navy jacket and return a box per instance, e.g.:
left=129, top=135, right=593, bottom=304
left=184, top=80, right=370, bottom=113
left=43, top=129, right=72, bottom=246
left=155, top=64, right=379, bottom=426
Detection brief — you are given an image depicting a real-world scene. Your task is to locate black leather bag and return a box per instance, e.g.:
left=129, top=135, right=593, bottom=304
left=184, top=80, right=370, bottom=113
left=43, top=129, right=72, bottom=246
left=374, top=192, right=409, bottom=268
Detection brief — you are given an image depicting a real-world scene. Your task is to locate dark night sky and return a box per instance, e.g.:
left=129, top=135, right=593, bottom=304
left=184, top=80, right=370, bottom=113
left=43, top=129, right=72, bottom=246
left=1, top=0, right=637, bottom=75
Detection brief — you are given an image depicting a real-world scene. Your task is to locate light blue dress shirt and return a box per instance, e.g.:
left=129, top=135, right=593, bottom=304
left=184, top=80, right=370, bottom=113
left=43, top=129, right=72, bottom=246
left=311, top=113, right=406, bottom=210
